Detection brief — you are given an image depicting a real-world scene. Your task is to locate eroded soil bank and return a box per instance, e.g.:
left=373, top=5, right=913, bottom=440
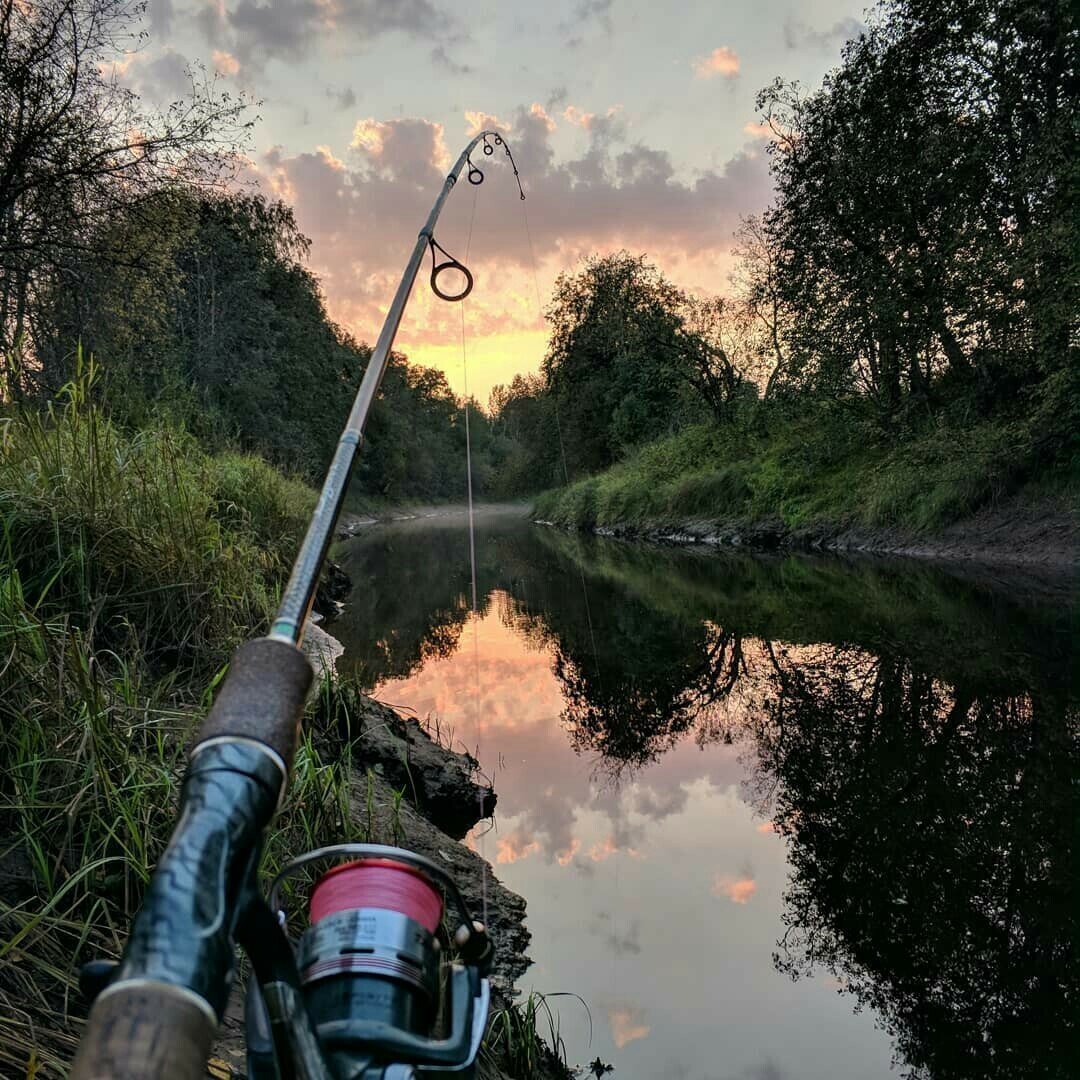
left=558, top=490, right=1078, bottom=572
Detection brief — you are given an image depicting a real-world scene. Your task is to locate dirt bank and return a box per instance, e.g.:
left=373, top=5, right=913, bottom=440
left=562, top=490, right=1078, bottom=573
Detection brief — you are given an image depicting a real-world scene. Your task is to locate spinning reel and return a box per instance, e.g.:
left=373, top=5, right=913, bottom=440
left=246, top=844, right=492, bottom=1080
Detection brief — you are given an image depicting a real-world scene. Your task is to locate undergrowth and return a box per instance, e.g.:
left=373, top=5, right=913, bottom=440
left=0, top=364, right=356, bottom=1077
left=534, top=386, right=1080, bottom=536
left=482, top=991, right=589, bottom=1080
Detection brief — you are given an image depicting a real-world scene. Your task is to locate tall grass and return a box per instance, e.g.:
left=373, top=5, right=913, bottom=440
left=482, top=991, right=589, bottom=1079
left=0, top=363, right=350, bottom=1077
left=534, top=397, right=1076, bottom=536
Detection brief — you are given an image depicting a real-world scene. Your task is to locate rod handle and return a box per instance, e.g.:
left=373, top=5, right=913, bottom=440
left=69, top=984, right=216, bottom=1080
left=195, top=637, right=313, bottom=773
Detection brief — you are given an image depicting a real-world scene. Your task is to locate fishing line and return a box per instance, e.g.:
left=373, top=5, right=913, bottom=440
left=460, top=181, right=490, bottom=929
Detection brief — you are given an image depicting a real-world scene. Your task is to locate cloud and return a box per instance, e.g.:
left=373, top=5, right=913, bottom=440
left=495, top=826, right=540, bottom=864
left=591, top=912, right=643, bottom=955
left=464, top=109, right=511, bottom=137
left=608, top=1004, right=650, bottom=1048
left=692, top=46, right=740, bottom=80
left=349, top=116, right=450, bottom=177
left=546, top=86, right=569, bottom=112
left=561, top=0, right=614, bottom=47
left=742, top=121, right=773, bottom=140
left=250, top=103, right=772, bottom=385
left=562, top=104, right=623, bottom=138
left=149, top=0, right=174, bottom=35
left=430, top=44, right=472, bottom=75
left=783, top=16, right=866, bottom=51
left=712, top=875, right=757, bottom=904
left=327, top=86, right=357, bottom=110
left=556, top=837, right=580, bottom=865
left=140, top=48, right=193, bottom=101
left=194, top=0, right=456, bottom=66
left=212, top=49, right=241, bottom=77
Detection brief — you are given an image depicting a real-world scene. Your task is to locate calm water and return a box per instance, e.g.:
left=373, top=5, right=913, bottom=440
left=330, top=509, right=1078, bottom=1080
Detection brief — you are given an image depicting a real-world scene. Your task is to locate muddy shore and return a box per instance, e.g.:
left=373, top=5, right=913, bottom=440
left=543, top=490, right=1078, bottom=573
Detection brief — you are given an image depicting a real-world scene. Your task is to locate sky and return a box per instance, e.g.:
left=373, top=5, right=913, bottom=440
left=131, top=0, right=869, bottom=404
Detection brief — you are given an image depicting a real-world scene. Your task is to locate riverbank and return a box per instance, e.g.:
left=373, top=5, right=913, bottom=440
left=0, top=389, right=565, bottom=1079
left=538, top=488, right=1078, bottom=570
left=208, top=681, right=568, bottom=1080
left=337, top=500, right=531, bottom=539
left=532, top=417, right=1078, bottom=569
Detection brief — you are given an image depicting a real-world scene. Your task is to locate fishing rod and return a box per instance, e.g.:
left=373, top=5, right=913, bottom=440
left=70, top=129, right=525, bottom=1080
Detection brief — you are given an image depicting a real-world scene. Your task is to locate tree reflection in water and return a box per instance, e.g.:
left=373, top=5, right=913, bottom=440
left=754, top=648, right=1077, bottom=1080
left=331, top=514, right=1078, bottom=1078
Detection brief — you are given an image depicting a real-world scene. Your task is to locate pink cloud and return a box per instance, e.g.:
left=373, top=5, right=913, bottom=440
left=608, top=1005, right=650, bottom=1048
left=743, top=121, right=773, bottom=140
left=712, top=875, right=757, bottom=904
left=556, top=838, right=581, bottom=866
left=496, top=828, right=541, bottom=864
left=693, top=46, right=740, bottom=79
left=212, top=49, right=240, bottom=77
left=563, top=104, right=594, bottom=129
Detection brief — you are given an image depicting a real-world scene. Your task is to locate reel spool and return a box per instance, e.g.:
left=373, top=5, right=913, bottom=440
left=301, top=860, right=444, bottom=1044
left=257, top=844, right=492, bottom=1080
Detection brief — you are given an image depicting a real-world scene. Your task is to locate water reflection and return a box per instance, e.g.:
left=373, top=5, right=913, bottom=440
left=331, top=512, right=1078, bottom=1079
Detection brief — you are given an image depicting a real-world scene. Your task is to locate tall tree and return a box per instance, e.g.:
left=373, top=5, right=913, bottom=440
left=754, top=0, right=1078, bottom=422
left=541, top=252, right=704, bottom=474
left=0, top=0, right=249, bottom=394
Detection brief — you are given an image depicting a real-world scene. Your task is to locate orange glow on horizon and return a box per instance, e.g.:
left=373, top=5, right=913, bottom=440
left=406, top=328, right=548, bottom=406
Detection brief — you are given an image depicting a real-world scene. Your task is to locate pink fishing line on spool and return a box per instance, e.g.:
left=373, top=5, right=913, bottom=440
left=310, top=859, right=443, bottom=933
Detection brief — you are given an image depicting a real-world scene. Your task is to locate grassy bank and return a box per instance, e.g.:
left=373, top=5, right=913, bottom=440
left=0, top=374, right=360, bottom=1075
left=533, top=385, right=1080, bottom=549
left=0, top=373, right=567, bottom=1078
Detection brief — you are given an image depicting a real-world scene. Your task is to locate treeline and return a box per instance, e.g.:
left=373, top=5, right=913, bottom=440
left=496, top=0, right=1079, bottom=512
left=1, top=0, right=508, bottom=504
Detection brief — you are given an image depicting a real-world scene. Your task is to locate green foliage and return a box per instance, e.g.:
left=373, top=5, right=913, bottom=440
left=483, top=991, right=587, bottom=1079
left=0, top=353, right=317, bottom=668
left=542, top=252, right=690, bottom=473
left=534, top=399, right=1071, bottom=536
left=756, top=0, right=1078, bottom=418
left=0, top=373, right=360, bottom=1075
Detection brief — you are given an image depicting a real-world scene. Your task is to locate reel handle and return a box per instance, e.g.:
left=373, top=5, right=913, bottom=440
left=69, top=983, right=216, bottom=1080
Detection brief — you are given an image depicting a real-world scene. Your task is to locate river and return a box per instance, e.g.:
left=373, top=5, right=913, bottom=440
left=329, top=507, right=1077, bottom=1080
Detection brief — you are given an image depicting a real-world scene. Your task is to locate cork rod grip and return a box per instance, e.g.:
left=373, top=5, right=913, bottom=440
left=69, top=984, right=216, bottom=1080
left=195, top=637, right=313, bottom=772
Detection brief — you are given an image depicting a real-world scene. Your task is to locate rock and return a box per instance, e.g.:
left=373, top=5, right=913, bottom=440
left=314, top=559, right=351, bottom=616
left=302, top=621, right=344, bottom=682
left=357, top=697, right=497, bottom=839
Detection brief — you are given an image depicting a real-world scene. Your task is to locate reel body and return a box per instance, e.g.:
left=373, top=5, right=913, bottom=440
left=247, top=845, right=492, bottom=1080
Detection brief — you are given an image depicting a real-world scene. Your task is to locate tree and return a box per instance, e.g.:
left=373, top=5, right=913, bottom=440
left=677, top=294, right=755, bottom=423
left=541, top=252, right=701, bottom=474
left=731, top=215, right=790, bottom=400
left=42, top=189, right=364, bottom=476
left=753, top=0, right=1078, bottom=423
left=0, top=0, right=250, bottom=395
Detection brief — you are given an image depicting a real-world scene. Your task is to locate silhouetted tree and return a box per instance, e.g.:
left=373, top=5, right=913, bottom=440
left=0, top=0, right=249, bottom=394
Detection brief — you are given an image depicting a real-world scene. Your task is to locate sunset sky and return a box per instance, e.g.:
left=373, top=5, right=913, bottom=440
left=134, top=0, right=867, bottom=404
